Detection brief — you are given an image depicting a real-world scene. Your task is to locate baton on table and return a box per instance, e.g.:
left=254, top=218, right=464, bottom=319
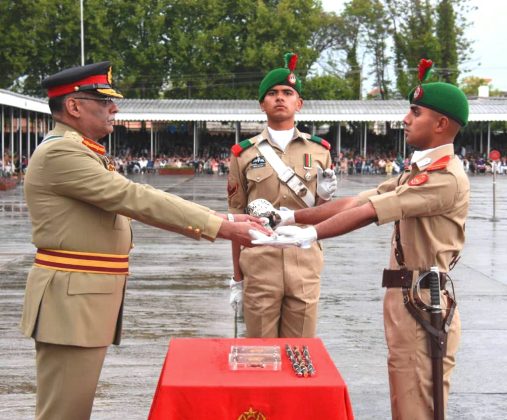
left=428, top=266, right=445, bottom=420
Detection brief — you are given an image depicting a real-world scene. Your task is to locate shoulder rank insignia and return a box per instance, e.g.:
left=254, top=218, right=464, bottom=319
left=408, top=173, right=429, bottom=186
left=231, top=139, right=254, bottom=157
left=82, top=137, right=106, bottom=155
left=426, top=155, right=451, bottom=172
left=309, top=135, right=331, bottom=151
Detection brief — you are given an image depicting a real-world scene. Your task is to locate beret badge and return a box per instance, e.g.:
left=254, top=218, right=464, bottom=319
left=286, top=53, right=298, bottom=86
left=413, top=85, right=423, bottom=101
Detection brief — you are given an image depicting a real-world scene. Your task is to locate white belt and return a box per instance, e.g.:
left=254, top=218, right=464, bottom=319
left=256, top=140, right=315, bottom=207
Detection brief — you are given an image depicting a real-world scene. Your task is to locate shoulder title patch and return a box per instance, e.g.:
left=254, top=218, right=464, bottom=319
left=426, top=155, right=451, bottom=172
left=408, top=173, right=429, bottom=186
left=309, top=135, right=331, bottom=150
left=231, top=139, right=254, bottom=157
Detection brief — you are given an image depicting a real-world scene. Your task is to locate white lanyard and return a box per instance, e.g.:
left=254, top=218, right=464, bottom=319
left=256, top=140, right=315, bottom=207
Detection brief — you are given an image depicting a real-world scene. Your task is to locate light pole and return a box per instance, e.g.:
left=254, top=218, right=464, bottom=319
left=80, top=0, right=84, bottom=65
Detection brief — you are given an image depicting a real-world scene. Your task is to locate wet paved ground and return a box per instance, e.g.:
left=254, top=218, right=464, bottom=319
left=0, top=172, right=506, bottom=419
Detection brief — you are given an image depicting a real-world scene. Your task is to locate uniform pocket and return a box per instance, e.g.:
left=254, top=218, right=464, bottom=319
left=67, top=272, right=117, bottom=295
left=245, top=166, right=277, bottom=203
left=246, top=166, right=274, bottom=183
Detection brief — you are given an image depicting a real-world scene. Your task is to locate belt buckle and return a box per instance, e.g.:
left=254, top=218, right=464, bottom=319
left=280, top=167, right=295, bottom=183
left=298, top=187, right=308, bottom=197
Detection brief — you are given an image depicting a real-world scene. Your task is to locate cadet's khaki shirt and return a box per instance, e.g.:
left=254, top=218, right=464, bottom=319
left=228, top=127, right=332, bottom=213
left=357, top=144, right=469, bottom=272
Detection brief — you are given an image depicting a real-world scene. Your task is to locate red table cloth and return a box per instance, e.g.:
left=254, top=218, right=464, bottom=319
left=149, top=337, right=354, bottom=420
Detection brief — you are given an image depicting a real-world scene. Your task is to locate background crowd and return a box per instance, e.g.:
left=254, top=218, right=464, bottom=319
left=3, top=148, right=507, bottom=180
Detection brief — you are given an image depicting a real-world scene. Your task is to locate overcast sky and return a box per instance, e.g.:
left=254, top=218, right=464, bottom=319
left=320, top=0, right=507, bottom=90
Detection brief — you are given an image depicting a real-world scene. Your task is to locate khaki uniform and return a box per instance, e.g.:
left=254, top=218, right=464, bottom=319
left=228, top=127, right=332, bottom=337
left=357, top=144, right=469, bottom=419
left=21, top=123, right=223, bottom=419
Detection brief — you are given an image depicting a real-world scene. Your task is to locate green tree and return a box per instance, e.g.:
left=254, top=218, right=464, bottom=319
left=0, top=0, right=474, bottom=100
left=105, top=0, right=171, bottom=98
left=385, top=0, right=473, bottom=96
left=342, top=0, right=391, bottom=99
left=0, top=0, right=35, bottom=89
left=304, top=75, right=355, bottom=99
left=385, top=0, right=440, bottom=96
left=164, top=0, right=326, bottom=99
left=437, top=0, right=458, bottom=83
left=460, top=76, right=503, bottom=97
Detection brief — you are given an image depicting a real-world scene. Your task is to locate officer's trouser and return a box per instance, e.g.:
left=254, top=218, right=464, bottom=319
left=35, top=341, right=108, bottom=420
left=383, top=288, right=461, bottom=420
left=240, top=243, right=323, bottom=338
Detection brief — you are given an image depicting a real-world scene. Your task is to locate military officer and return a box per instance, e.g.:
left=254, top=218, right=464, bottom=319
left=20, top=61, right=267, bottom=420
left=227, top=53, right=337, bottom=337
left=257, top=60, right=469, bottom=419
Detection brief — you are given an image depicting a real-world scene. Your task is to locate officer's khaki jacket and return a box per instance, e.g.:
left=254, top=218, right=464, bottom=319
left=20, top=123, right=223, bottom=347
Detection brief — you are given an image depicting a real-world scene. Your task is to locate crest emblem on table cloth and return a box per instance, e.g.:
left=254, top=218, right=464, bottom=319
left=237, top=407, right=266, bottom=420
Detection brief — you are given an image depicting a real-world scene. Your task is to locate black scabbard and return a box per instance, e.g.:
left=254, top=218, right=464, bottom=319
left=429, top=269, right=445, bottom=420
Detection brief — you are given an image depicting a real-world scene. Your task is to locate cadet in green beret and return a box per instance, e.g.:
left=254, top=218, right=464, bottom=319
left=227, top=52, right=337, bottom=338
left=255, top=59, right=469, bottom=419
left=21, top=61, right=267, bottom=420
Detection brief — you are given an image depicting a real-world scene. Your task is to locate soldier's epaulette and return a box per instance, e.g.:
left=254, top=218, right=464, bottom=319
left=231, top=139, right=254, bottom=157
left=426, top=155, right=451, bottom=172
left=82, top=136, right=106, bottom=155
left=309, top=135, right=331, bottom=150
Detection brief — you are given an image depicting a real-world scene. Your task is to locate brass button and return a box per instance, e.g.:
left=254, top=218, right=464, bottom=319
left=187, top=225, right=193, bottom=230
left=256, top=176, right=260, bottom=181
left=194, top=228, right=200, bottom=234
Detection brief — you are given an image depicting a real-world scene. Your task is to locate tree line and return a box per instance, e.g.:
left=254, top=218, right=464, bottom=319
left=0, top=0, right=479, bottom=100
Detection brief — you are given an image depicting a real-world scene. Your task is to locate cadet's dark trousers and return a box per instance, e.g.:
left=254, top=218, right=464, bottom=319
left=35, top=341, right=108, bottom=420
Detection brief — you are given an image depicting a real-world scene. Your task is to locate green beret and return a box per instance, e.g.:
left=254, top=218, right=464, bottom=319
left=409, top=82, right=469, bottom=127
left=258, top=52, right=302, bottom=101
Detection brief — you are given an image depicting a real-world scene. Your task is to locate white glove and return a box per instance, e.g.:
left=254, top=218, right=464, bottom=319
left=249, top=229, right=298, bottom=248
left=317, top=167, right=337, bottom=201
left=275, top=226, right=318, bottom=249
left=229, top=277, right=243, bottom=317
left=274, top=206, right=295, bottom=227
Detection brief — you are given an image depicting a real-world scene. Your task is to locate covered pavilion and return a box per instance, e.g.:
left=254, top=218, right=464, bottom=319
left=1, top=88, right=506, bottom=168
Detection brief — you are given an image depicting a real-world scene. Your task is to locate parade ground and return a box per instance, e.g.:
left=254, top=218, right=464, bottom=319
left=0, top=173, right=506, bottom=419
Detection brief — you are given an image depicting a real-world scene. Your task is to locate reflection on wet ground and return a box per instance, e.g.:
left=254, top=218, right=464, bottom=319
left=0, top=173, right=506, bottom=419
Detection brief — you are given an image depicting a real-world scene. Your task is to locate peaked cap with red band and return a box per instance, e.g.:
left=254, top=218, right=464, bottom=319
left=258, top=52, right=302, bottom=101
left=42, top=61, right=123, bottom=99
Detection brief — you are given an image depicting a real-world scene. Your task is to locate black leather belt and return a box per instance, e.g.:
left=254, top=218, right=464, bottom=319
left=382, top=269, right=447, bottom=289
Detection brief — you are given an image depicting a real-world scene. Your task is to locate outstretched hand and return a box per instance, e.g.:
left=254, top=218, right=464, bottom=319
left=217, top=218, right=271, bottom=247
left=274, top=226, right=318, bottom=249
left=317, top=167, right=338, bottom=201
left=272, top=206, right=295, bottom=227
left=249, top=230, right=298, bottom=248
